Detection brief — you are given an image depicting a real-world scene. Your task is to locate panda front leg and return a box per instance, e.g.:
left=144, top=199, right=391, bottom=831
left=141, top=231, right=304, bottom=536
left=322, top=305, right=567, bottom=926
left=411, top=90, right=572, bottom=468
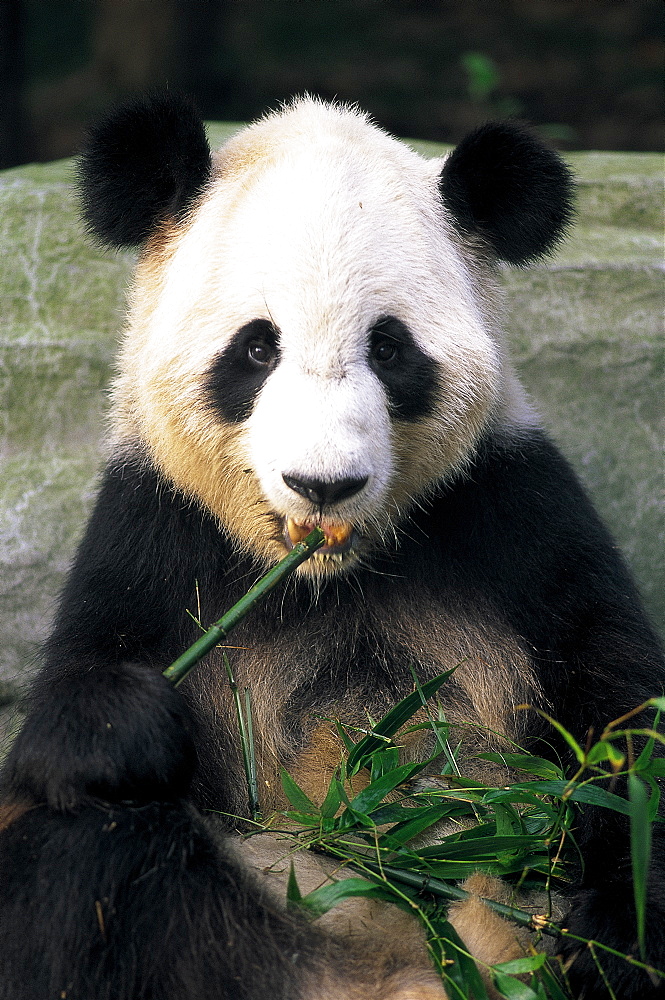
left=556, top=784, right=665, bottom=998
left=0, top=800, right=322, bottom=1000
left=0, top=751, right=449, bottom=1000
left=0, top=463, right=298, bottom=998
left=0, top=461, right=211, bottom=819
left=0, top=680, right=345, bottom=996
left=536, top=583, right=665, bottom=994
left=566, top=860, right=665, bottom=999
left=535, top=593, right=665, bottom=996
left=0, top=463, right=447, bottom=1000
left=421, top=431, right=665, bottom=996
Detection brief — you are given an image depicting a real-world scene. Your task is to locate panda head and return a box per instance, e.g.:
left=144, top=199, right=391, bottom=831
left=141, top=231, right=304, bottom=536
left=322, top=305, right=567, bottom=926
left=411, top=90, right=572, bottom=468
left=79, top=92, right=573, bottom=575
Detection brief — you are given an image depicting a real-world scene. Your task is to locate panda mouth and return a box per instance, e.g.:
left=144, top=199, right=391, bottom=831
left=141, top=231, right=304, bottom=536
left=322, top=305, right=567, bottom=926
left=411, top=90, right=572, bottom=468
left=284, top=518, right=357, bottom=556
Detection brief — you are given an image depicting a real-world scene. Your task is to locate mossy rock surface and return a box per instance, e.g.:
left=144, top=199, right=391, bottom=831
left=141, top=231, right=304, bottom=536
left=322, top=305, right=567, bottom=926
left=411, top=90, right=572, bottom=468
left=1, top=125, right=662, bottom=709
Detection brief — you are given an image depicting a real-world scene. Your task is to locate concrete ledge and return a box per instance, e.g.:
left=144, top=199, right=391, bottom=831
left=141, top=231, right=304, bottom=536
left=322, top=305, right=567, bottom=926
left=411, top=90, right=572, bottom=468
left=1, top=129, right=662, bottom=702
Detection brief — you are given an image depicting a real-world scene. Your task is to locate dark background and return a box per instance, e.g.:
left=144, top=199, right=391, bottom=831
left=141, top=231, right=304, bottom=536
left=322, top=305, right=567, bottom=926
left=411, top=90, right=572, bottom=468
left=1, top=0, right=663, bottom=169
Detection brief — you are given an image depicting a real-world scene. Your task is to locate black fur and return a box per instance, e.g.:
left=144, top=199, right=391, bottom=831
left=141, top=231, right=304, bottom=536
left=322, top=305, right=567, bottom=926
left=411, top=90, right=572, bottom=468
left=205, top=314, right=439, bottom=426
left=368, top=316, right=439, bottom=420
left=3, top=661, right=196, bottom=811
left=78, top=91, right=211, bottom=247
left=1, top=433, right=663, bottom=997
left=439, top=121, right=575, bottom=264
left=204, top=319, right=281, bottom=423
left=0, top=803, right=338, bottom=1000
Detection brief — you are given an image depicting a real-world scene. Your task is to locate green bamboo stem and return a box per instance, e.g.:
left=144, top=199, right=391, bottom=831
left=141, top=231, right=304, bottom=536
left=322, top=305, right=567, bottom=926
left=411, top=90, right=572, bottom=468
left=163, top=527, right=325, bottom=687
left=221, top=652, right=261, bottom=821
left=357, top=859, right=560, bottom=936
left=243, top=686, right=259, bottom=818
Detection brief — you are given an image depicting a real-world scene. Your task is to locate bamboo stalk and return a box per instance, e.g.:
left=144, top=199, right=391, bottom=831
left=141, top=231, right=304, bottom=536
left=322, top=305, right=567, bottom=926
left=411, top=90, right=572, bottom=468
left=357, top=859, right=559, bottom=936
left=219, top=652, right=261, bottom=821
left=163, top=527, right=325, bottom=687
left=243, top=684, right=260, bottom=821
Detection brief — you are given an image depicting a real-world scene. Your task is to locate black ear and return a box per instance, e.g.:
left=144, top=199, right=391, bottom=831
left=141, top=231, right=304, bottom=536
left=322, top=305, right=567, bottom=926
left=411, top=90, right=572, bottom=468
left=439, top=121, right=574, bottom=265
left=77, top=91, right=212, bottom=248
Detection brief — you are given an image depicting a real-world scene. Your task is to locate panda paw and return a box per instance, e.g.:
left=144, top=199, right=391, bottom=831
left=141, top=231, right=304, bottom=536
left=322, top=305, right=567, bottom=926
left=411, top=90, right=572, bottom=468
left=1, top=662, right=196, bottom=811
left=559, top=884, right=665, bottom=999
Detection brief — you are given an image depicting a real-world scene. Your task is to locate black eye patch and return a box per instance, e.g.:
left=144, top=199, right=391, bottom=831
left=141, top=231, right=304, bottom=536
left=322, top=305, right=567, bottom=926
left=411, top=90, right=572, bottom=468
left=368, top=317, right=439, bottom=421
left=203, top=319, right=280, bottom=423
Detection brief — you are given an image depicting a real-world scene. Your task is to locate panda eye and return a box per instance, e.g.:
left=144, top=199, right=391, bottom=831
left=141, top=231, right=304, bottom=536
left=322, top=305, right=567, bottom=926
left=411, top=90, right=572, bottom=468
left=371, top=337, right=399, bottom=366
left=247, top=338, right=277, bottom=367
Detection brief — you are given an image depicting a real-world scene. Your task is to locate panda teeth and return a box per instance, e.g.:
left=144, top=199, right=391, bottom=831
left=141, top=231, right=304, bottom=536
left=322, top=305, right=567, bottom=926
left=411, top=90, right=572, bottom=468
left=313, top=551, right=345, bottom=563
left=284, top=517, right=355, bottom=555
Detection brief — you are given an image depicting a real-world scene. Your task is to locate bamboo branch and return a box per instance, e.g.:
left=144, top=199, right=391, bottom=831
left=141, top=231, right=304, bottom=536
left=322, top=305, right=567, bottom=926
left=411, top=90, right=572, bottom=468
left=355, top=858, right=560, bottom=936
left=163, top=527, right=325, bottom=687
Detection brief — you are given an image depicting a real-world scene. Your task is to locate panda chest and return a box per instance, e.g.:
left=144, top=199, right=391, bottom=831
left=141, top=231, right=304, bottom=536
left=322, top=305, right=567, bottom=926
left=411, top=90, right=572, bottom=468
left=196, top=590, right=536, bottom=813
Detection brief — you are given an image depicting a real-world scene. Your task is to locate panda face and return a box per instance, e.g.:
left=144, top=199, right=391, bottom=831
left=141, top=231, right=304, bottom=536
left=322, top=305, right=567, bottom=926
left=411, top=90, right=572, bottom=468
left=111, top=100, right=511, bottom=574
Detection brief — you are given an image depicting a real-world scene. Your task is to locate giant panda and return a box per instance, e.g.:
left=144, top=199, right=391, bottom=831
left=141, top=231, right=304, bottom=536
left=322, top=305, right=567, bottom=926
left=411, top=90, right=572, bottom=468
left=0, top=92, right=663, bottom=1000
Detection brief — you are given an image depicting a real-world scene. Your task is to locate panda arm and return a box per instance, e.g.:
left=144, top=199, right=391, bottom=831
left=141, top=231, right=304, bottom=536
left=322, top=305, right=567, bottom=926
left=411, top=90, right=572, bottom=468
left=430, top=431, right=664, bottom=739
left=1, top=797, right=398, bottom=1000
left=0, top=460, right=352, bottom=1000
left=429, top=430, right=665, bottom=994
left=1, top=459, right=215, bottom=812
left=0, top=459, right=448, bottom=998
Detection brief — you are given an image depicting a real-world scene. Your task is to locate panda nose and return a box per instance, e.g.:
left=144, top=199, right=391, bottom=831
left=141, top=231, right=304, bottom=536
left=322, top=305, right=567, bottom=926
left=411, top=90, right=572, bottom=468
left=282, top=474, right=368, bottom=507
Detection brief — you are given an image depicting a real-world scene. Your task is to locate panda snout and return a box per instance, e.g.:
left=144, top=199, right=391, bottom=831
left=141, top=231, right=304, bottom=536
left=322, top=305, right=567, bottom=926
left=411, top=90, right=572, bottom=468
left=278, top=472, right=376, bottom=561
left=281, top=474, right=368, bottom=507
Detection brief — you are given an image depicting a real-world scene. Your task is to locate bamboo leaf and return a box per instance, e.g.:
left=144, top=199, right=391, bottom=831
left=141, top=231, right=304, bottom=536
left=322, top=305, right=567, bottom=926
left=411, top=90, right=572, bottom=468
left=242, top=686, right=260, bottom=821
left=493, top=802, right=523, bottom=837
left=298, top=878, right=396, bottom=918
left=286, top=861, right=302, bottom=905
left=482, top=786, right=561, bottom=812
left=382, top=858, right=508, bottom=880
left=346, top=670, right=456, bottom=773
left=642, top=775, right=661, bottom=822
left=526, top=709, right=585, bottom=765
left=319, top=778, right=343, bottom=819
left=335, top=780, right=352, bottom=808
left=493, top=955, right=547, bottom=975
left=492, top=971, right=542, bottom=1000
left=634, top=707, right=661, bottom=772
left=221, top=654, right=261, bottom=821
left=536, top=964, right=571, bottom=1000
left=283, top=810, right=322, bottom=826
left=605, top=742, right=627, bottom=771
left=478, top=752, right=563, bottom=780
left=280, top=768, right=319, bottom=815
left=336, top=806, right=375, bottom=831
left=407, top=833, right=544, bottom=860
left=628, top=773, right=651, bottom=960
left=334, top=720, right=355, bottom=754
left=586, top=740, right=618, bottom=766
left=380, top=803, right=467, bottom=847
left=364, top=800, right=446, bottom=826
left=558, top=782, right=634, bottom=815
left=507, top=780, right=633, bottom=815
left=347, top=760, right=429, bottom=815
left=370, top=746, right=400, bottom=780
